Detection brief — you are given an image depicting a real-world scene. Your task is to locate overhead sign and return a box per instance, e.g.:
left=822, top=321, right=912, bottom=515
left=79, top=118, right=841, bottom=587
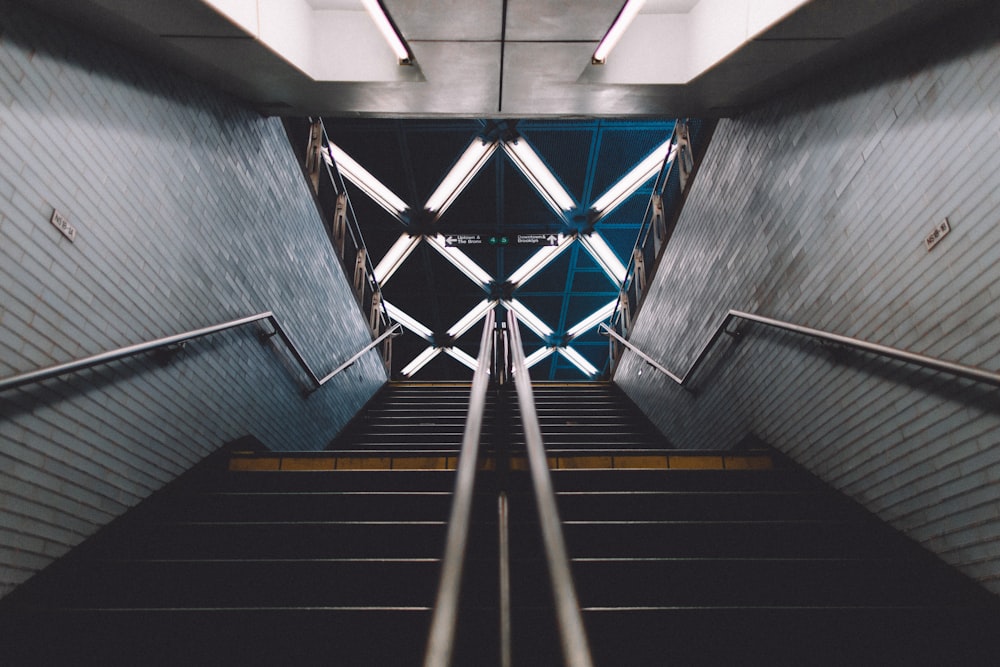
left=443, top=234, right=484, bottom=247
left=516, top=234, right=560, bottom=247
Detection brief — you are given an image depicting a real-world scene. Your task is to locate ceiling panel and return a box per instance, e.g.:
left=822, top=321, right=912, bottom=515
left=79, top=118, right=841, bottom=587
left=505, top=0, right=621, bottom=41
left=385, top=0, right=505, bottom=41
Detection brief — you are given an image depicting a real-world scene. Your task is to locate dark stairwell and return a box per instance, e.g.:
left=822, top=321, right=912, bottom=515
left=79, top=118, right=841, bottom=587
left=1, top=382, right=999, bottom=665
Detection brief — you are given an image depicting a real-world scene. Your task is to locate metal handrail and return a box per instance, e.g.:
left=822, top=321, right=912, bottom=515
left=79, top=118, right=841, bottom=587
left=508, top=310, right=594, bottom=667
left=0, top=313, right=400, bottom=394
left=601, top=310, right=1000, bottom=388
left=423, top=309, right=496, bottom=667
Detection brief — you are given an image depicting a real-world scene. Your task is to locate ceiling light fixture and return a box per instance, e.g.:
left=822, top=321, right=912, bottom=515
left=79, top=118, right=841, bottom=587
left=590, top=138, right=674, bottom=221
left=524, top=346, right=555, bottom=369
left=360, top=0, right=412, bottom=64
left=446, top=299, right=498, bottom=339
left=502, top=138, right=577, bottom=217
left=400, top=346, right=442, bottom=377
left=426, top=234, right=495, bottom=290
left=444, top=346, right=480, bottom=372
left=566, top=299, right=618, bottom=340
left=383, top=300, right=434, bottom=341
left=558, top=346, right=599, bottom=376
left=373, top=233, right=422, bottom=286
left=578, top=232, right=627, bottom=285
left=592, top=0, right=646, bottom=65
left=424, top=139, right=499, bottom=219
left=506, top=234, right=574, bottom=288
left=504, top=299, right=554, bottom=339
left=328, top=143, right=410, bottom=222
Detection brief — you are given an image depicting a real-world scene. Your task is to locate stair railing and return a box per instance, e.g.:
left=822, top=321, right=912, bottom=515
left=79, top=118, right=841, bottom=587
left=507, top=310, right=595, bottom=667
left=295, top=117, right=399, bottom=374
left=607, top=119, right=708, bottom=350
left=423, top=308, right=496, bottom=667
left=0, top=313, right=401, bottom=394
left=600, top=310, right=1000, bottom=388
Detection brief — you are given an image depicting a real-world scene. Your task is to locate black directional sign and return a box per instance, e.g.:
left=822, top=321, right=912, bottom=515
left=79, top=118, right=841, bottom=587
left=516, top=234, right=560, bottom=247
left=443, top=234, right=484, bottom=247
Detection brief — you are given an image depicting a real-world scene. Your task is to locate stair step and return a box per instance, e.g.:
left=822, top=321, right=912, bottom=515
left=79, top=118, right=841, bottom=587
left=559, top=519, right=892, bottom=559
left=565, top=557, right=978, bottom=607
left=550, top=490, right=853, bottom=521
left=22, top=559, right=444, bottom=608
left=90, top=521, right=460, bottom=560
left=146, top=491, right=477, bottom=522
left=0, top=608, right=437, bottom=666
left=543, top=468, right=808, bottom=491
left=580, top=606, right=1000, bottom=665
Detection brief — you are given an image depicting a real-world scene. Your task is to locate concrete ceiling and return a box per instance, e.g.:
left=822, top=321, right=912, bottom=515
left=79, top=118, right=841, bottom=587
left=19, top=0, right=981, bottom=118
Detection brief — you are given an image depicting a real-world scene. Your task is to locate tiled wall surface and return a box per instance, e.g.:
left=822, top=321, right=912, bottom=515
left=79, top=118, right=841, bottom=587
left=618, top=6, right=1000, bottom=594
left=0, top=2, right=386, bottom=596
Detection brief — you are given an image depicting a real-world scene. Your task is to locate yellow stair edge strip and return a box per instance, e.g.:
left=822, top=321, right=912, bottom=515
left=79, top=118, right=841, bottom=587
left=228, top=454, right=773, bottom=472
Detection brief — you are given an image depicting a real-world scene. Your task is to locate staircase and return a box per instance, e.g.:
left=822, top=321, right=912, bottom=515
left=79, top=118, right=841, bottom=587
left=330, top=382, right=488, bottom=457
left=2, top=382, right=999, bottom=665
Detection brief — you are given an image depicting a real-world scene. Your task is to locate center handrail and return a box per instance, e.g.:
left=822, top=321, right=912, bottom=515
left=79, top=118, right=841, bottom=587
left=507, top=310, right=595, bottom=667
left=423, top=309, right=496, bottom=667
left=0, top=313, right=400, bottom=394
left=600, top=310, right=1000, bottom=388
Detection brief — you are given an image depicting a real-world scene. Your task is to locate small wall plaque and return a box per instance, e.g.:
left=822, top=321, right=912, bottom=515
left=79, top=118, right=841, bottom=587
left=925, top=217, right=950, bottom=251
left=50, top=209, right=77, bottom=242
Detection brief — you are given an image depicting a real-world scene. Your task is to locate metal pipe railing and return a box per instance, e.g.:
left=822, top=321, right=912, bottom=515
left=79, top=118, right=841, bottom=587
left=601, top=310, right=1000, bottom=388
left=0, top=313, right=400, bottom=394
left=315, top=323, right=400, bottom=387
left=507, top=310, right=594, bottom=667
left=423, top=309, right=496, bottom=667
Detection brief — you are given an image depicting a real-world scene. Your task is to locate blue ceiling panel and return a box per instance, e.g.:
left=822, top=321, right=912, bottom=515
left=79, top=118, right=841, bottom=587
left=517, top=124, right=595, bottom=205
left=436, top=160, right=499, bottom=232
left=590, top=123, right=675, bottom=203
left=501, top=158, right=571, bottom=231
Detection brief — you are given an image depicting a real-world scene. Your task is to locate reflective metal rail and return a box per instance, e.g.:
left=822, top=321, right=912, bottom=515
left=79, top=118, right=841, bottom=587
left=423, top=309, right=496, bottom=667
left=0, top=313, right=400, bottom=394
left=601, top=310, right=1000, bottom=388
left=508, top=310, right=595, bottom=667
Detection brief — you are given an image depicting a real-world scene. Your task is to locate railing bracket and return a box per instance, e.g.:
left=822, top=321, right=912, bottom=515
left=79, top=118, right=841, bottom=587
left=154, top=342, right=186, bottom=367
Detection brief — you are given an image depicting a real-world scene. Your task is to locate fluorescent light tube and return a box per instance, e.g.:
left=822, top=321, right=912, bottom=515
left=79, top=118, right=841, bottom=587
left=503, top=139, right=576, bottom=215
left=578, top=232, right=627, bottom=285
left=329, top=143, right=409, bottom=221
left=401, top=346, right=442, bottom=377
left=373, top=233, right=421, bottom=286
left=443, top=346, right=480, bottom=371
left=524, top=346, right=555, bottom=369
left=591, top=138, right=674, bottom=221
left=593, top=0, right=646, bottom=64
left=446, top=299, right=497, bottom=338
left=504, top=299, right=554, bottom=339
left=506, top=234, right=573, bottom=288
left=424, top=139, right=498, bottom=218
left=566, top=299, right=618, bottom=339
left=558, top=346, right=599, bottom=376
left=383, top=300, right=434, bottom=340
left=426, top=235, right=495, bottom=290
left=360, top=0, right=412, bottom=64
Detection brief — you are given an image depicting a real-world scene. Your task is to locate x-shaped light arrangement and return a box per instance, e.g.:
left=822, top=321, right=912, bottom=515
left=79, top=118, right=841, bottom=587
left=326, top=128, right=676, bottom=378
